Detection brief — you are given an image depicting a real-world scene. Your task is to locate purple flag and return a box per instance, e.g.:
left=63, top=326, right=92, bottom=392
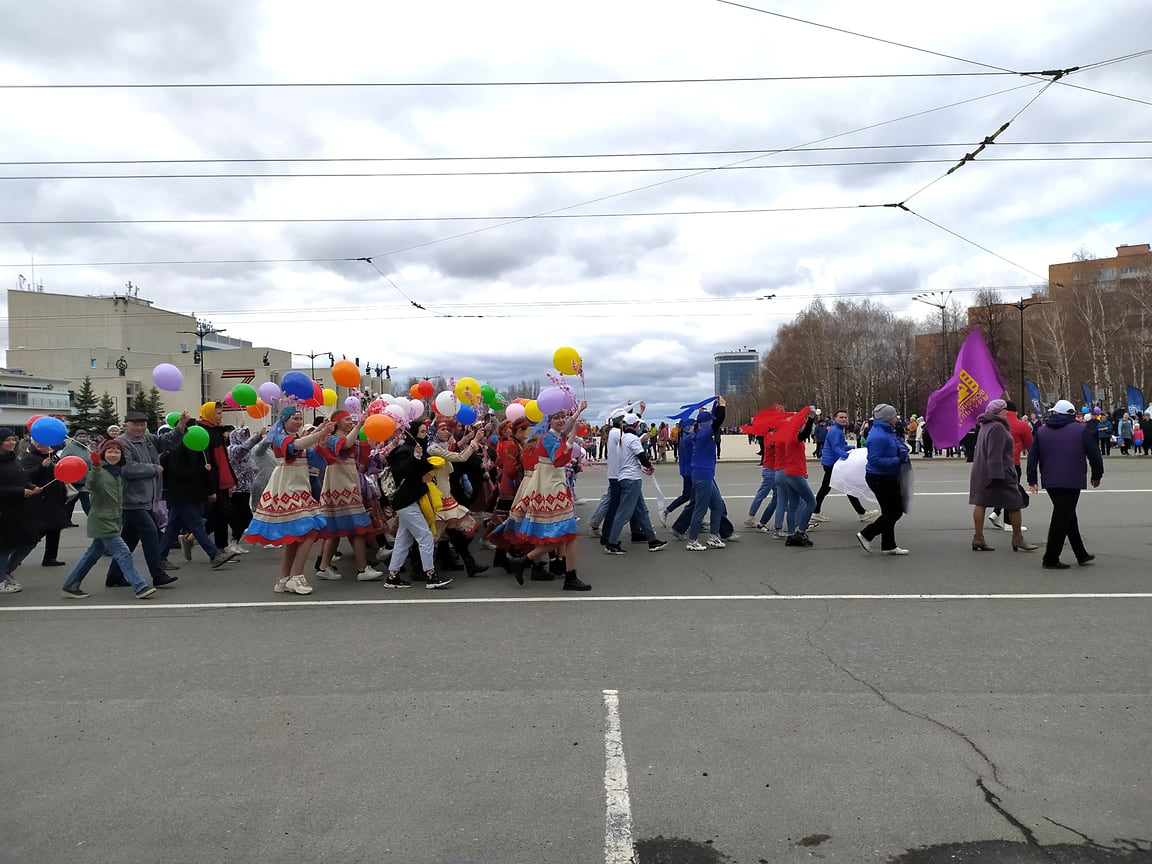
left=923, top=330, right=1005, bottom=449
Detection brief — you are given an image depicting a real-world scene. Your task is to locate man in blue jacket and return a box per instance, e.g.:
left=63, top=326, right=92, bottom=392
left=811, top=409, right=878, bottom=524
left=1026, top=399, right=1105, bottom=570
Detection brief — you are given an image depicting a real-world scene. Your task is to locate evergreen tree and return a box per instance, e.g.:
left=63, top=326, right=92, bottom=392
left=146, top=386, right=166, bottom=431
left=130, top=390, right=150, bottom=418
left=92, top=392, right=122, bottom=437
left=68, top=376, right=99, bottom=435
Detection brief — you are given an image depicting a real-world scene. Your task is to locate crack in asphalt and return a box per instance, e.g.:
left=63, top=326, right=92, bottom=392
left=977, top=777, right=1041, bottom=848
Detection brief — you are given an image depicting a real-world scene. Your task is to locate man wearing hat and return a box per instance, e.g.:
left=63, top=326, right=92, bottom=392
left=1026, top=399, right=1104, bottom=569
left=105, top=410, right=186, bottom=588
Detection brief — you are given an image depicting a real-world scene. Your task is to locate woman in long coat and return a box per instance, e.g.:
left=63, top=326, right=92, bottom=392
left=970, top=399, right=1037, bottom=552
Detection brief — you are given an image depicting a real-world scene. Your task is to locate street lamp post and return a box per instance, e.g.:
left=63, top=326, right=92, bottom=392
left=1008, top=297, right=1052, bottom=411
left=913, top=291, right=953, bottom=385
left=296, top=351, right=334, bottom=421
left=178, top=320, right=225, bottom=406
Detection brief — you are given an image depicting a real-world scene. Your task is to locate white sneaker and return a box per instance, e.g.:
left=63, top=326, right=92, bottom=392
left=0, top=577, right=22, bottom=593
left=722, top=533, right=740, bottom=542
left=282, top=574, right=313, bottom=594
left=589, top=525, right=600, bottom=537
left=357, top=566, right=384, bottom=581
left=809, top=513, right=830, bottom=523
left=860, top=510, right=880, bottom=523
left=273, top=577, right=289, bottom=593
left=856, top=532, right=873, bottom=553
left=1003, top=524, right=1027, bottom=532
left=773, top=529, right=788, bottom=539
left=756, top=524, right=772, bottom=534
left=315, top=566, right=342, bottom=580
left=375, top=547, right=393, bottom=563
left=706, top=535, right=726, bottom=549
left=227, top=541, right=250, bottom=555
left=659, top=510, right=669, bottom=528
left=882, top=547, right=910, bottom=556
left=685, top=539, right=708, bottom=551
left=743, top=516, right=758, bottom=528
left=987, top=512, right=1004, bottom=530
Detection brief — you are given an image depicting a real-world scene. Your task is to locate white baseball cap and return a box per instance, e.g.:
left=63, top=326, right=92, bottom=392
left=1050, top=399, right=1076, bottom=415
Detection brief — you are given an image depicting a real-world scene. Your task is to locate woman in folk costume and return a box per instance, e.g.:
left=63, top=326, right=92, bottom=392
left=487, top=417, right=530, bottom=572
left=504, top=401, right=591, bottom=591
left=313, top=410, right=383, bottom=582
left=244, top=406, right=334, bottom=595
left=426, top=420, right=488, bottom=577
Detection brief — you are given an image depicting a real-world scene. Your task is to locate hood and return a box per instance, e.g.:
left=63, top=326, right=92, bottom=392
left=229, top=428, right=250, bottom=446
left=1046, top=413, right=1078, bottom=429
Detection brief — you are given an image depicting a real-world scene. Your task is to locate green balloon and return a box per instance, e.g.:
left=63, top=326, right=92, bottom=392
left=232, top=383, right=257, bottom=407
left=358, top=428, right=367, bottom=441
left=183, top=425, right=210, bottom=452
left=480, top=384, right=496, bottom=404
left=166, top=412, right=181, bottom=428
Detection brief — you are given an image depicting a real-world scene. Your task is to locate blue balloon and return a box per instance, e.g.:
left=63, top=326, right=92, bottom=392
left=281, top=370, right=314, bottom=400
left=31, top=416, right=68, bottom=447
left=456, top=404, right=478, bottom=425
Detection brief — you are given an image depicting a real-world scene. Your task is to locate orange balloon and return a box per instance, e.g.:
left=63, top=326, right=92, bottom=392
left=246, top=399, right=270, bottom=419
left=332, top=359, right=361, bottom=388
left=409, top=383, right=422, bottom=399
left=364, top=413, right=397, bottom=442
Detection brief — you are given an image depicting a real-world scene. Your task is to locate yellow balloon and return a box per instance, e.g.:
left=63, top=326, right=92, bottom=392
left=455, top=376, right=481, bottom=406
left=322, top=388, right=338, bottom=407
left=525, top=400, right=544, bottom=423
left=553, top=346, right=582, bottom=375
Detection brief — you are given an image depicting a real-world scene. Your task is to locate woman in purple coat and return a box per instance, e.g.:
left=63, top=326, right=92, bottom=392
left=969, top=400, right=1037, bottom=552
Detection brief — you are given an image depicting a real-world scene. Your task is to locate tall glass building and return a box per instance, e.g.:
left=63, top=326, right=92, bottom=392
left=714, top=349, right=759, bottom=394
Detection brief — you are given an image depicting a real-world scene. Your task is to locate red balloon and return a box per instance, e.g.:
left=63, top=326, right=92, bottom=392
left=312, top=381, right=323, bottom=401
left=54, top=455, right=89, bottom=483
left=417, top=380, right=435, bottom=398
left=28, top=414, right=46, bottom=426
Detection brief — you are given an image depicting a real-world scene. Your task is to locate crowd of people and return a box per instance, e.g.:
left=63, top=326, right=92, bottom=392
left=0, top=389, right=1127, bottom=599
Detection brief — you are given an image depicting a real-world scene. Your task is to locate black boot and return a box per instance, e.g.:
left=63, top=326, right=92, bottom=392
left=493, top=549, right=511, bottom=573
left=563, top=570, right=591, bottom=591
left=465, top=556, right=489, bottom=577
left=437, top=542, right=464, bottom=572
left=548, top=555, right=566, bottom=576
left=529, top=561, right=553, bottom=581
left=508, top=555, right=528, bottom=586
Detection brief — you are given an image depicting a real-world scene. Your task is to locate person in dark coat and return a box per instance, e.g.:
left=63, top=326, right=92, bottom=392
left=0, top=427, right=43, bottom=593
left=969, top=400, right=1036, bottom=552
left=158, top=422, right=238, bottom=572
left=1026, top=399, right=1105, bottom=570
left=17, top=436, right=71, bottom=568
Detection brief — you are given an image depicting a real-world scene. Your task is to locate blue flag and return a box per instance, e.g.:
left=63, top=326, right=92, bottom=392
left=1127, top=386, right=1145, bottom=415
left=1080, top=382, right=1093, bottom=412
left=1025, top=380, right=1041, bottom=415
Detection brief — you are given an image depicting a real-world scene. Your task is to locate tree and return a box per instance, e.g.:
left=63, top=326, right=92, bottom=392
left=146, top=387, right=166, bottom=430
left=68, top=376, right=99, bottom=435
left=92, top=392, right=121, bottom=436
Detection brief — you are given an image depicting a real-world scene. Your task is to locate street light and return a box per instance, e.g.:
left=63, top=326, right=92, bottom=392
left=295, top=351, right=334, bottom=420
left=1007, top=297, right=1052, bottom=411
left=178, top=320, right=225, bottom=405
left=913, top=291, right=953, bottom=385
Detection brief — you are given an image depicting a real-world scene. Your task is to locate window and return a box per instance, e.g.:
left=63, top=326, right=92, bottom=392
left=1100, top=267, right=1117, bottom=280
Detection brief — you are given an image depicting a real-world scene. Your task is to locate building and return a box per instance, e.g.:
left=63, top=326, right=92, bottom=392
left=1049, top=243, right=1150, bottom=293
left=0, top=368, right=74, bottom=434
left=3, top=287, right=321, bottom=422
left=714, top=348, right=759, bottom=395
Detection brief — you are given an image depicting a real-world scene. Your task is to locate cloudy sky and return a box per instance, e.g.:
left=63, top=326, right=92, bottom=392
left=2, top=0, right=1150, bottom=418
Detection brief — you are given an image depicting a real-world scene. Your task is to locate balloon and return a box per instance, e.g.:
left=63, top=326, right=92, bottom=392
left=152, top=363, right=183, bottom=392
left=30, top=416, right=67, bottom=447
left=384, top=405, right=407, bottom=422
left=553, top=346, right=582, bottom=375
left=480, top=384, right=496, bottom=405
left=455, top=377, right=481, bottom=406
left=417, top=380, right=435, bottom=398
left=331, top=359, right=361, bottom=388
left=456, top=404, right=477, bottom=425
left=166, top=412, right=181, bottom=428
left=281, top=371, right=313, bottom=400
left=525, top=401, right=543, bottom=423
left=434, top=391, right=457, bottom=416
left=322, top=388, right=338, bottom=407
left=301, top=381, right=323, bottom=408
left=231, top=383, right=257, bottom=406
left=537, top=386, right=575, bottom=415
left=28, top=414, right=46, bottom=427
left=367, top=398, right=386, bottom=416
left=258, top=381, right=281, bottom=404
left=358, top=428, right=367, bottom=441
left=363, top=414, right=397, bottom=442
left=246, top=399, right=270, bottom=419
left=183, top=426, right=210, bottom=451
left=505, top=403, right=526, bottom=422
left=408, top=400, right=425, bottom=421
left=344, top=396, right=361, bottom=415
left=223, top=393, right=239, bottom=409
left=54, top=455, right=89, bottom=483
left=390, top=396, right=410, bottom=416
left=379, top=393, right=394, bottom=404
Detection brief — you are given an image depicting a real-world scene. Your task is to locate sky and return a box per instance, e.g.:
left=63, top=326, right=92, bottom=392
left=2, top=0, right=1150, bottom=420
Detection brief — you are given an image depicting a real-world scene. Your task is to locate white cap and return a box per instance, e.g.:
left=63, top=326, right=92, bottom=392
left=1050, top=399, right=1076, bottom=415
left=623, top=413, right=641, bottom=426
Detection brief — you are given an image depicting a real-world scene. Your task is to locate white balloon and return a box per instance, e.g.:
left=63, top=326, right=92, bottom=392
left=390, top=396, right=410, bottom=415
left=379, top=393, right=394, bottom=404
left=383, top=405, right=407, bottom=421
left=434, top=391, right=457, bottom=416
left=409, top=400, right=425, bottom=421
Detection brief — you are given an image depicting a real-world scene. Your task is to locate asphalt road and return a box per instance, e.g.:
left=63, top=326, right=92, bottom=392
left=2, top=456, right=1150, bottom=864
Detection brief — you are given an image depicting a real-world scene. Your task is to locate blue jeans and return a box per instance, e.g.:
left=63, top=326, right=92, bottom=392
left=607, top=478, right=656, bottom=544
left=1, top=543, right=36, bottom=576
left=666, top=476, right=692, bottom=515
left=107, top=508, right=166, bottom=583
left=779, top=473, right=816, bottom=533
left=159, top=501, right=220, bottom=561
left=590, top=487, right=611, bottom=528
left=65, top=535, right=150, bottom=593
left=688, top=477, right=724, bottom=541
left=773, top=469, right=793, bottom=530
left=749, top=467, right=775, bottom=519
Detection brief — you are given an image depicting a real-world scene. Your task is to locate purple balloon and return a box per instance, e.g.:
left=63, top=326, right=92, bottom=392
left=152, top=363, right=183, bottom=392
left=409, top=400, right=425, bottom=421
left=258, top=381, right=282, bottom=404
left=344, top=395, right=361, bottom=415
left=536, top=386, right=575, bottom=415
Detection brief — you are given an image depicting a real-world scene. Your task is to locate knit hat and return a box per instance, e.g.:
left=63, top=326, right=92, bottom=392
left=986, top=399, right=1007, bottom=414
left=97, top=437, right=124, bottom=458
left=0, top=427, right=15, bottom=441
left=873, top=404, right=898, bottom=423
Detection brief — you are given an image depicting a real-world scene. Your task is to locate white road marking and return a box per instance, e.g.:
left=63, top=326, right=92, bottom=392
left=4, top=592, right=1151, bottom=613
left=603, top=689, right=635, bottom=864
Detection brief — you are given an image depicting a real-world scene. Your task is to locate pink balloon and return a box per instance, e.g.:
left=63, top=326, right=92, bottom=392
left=505, top=403, right=526, bottom=422
left=223, top=393, right=239, bottom=409
left=344, top=396, right=361, bottom=415
left=409, top=400, right=425, bottom=421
